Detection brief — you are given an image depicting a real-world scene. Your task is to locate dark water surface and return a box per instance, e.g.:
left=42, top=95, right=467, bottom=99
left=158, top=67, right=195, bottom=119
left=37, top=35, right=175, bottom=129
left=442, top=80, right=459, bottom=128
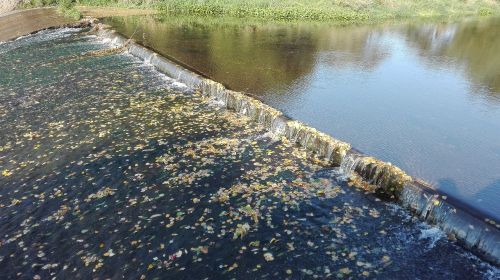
left=103, top=16, right=500, bottom=221
left=0, top=28, right=498, bottom=278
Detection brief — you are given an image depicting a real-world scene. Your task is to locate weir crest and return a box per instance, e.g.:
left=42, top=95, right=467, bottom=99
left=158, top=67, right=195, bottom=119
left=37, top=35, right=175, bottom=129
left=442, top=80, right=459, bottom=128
left=92, top=24, right=499, bottom=265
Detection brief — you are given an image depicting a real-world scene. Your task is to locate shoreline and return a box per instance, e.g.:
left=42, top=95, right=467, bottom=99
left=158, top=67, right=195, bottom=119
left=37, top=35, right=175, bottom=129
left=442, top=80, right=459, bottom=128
left=1, top=9, right=499, bottom=266
left=8, top=0, right=500, bottom=24
left=0, top=8, right=76, bottom=42
left=76, top=1, right=500, bottom=23
left=0, top=7, right=157, bottom=42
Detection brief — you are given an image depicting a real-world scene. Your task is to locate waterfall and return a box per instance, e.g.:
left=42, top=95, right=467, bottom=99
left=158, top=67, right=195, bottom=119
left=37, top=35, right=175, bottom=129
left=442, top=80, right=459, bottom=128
left=340, top=151, right=362, bottom=176
left=94, top=24, right=500, bottom=265
left=338, top=149, right=412, bottom=199
left=400, top=182, right=500, bottom=264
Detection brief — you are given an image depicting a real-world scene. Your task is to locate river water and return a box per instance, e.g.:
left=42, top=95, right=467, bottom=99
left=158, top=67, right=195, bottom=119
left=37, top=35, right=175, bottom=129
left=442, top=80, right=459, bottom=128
left=103, top=15, right=500, bottom=221
left=0, top=27, right=498, bottom=278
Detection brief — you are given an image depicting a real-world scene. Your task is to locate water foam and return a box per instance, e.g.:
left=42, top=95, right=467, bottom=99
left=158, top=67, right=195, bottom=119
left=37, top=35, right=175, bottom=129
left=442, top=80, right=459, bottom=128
left=418, top=225, right=445, bottom=249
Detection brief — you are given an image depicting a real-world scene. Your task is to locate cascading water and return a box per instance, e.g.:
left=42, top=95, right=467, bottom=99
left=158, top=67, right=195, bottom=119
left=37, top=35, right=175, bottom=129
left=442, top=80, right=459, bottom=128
left=94, top=24, right=500, bottom=265
left=340, top=152, right=362, bottom=176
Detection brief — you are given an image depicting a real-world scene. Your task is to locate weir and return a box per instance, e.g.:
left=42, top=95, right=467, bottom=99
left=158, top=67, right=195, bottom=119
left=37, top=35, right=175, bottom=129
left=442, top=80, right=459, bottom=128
left=93, top=24, right=499, bottom=265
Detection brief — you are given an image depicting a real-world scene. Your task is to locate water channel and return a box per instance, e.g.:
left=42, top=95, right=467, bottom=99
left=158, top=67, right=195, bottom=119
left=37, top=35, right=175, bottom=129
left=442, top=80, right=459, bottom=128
left=103, top=15, right=500, bottom=221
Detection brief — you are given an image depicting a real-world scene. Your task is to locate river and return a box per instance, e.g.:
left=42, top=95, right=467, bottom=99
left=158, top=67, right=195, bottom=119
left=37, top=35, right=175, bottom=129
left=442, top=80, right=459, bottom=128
left=103, top=15, right=500, bottom=221
left=0, top=25, right=498, bottom=278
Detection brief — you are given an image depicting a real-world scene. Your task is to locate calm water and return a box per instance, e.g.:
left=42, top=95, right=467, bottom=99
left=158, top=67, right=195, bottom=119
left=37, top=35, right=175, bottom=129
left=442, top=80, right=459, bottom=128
left=2, top=28, right=498, bottom=278
left=104, top=16, right=500, bottom=220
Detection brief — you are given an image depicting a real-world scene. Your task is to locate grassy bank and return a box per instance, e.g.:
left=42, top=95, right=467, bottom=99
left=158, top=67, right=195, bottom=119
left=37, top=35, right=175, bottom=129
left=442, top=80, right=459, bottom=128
left=22, top=0, right=500, bottom=22
left=21, top=0, right=81, bottom=19
left=79, top=0, right=500, bottom=21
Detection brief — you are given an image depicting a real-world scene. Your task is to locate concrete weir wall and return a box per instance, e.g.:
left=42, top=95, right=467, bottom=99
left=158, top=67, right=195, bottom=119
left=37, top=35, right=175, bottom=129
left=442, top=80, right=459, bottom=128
left=95, top=26, right=500, bottom=265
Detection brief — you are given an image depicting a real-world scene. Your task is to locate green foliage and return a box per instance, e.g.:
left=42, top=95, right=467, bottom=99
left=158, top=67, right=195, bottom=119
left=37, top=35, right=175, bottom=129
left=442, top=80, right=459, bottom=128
left=21, top=0, right=73, bottom=8
left=21, top=0, right=57, bottom=8
left=57, top=0, right=82, bottom=19
left=155, top=3, right=370, bottom=21
left=478, top=7, right=493, bottom=16
left=58, top=0, right=74, bottom=10
left=23, top=0, right=500, bottom=22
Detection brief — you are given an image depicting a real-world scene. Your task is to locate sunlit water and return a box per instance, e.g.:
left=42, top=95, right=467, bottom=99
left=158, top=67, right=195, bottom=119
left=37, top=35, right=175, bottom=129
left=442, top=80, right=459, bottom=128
left=104, top=16, right=500, bottom=220
left=0, top=28, right=498, bottom=278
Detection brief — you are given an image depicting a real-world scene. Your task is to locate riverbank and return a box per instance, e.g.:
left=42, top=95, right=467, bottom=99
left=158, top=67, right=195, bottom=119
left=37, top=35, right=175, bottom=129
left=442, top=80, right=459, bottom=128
left=0, top=6, right=159, bottom=42
left=0, top=8, right=73, bottom=42
left=78, top=6, right=157, bottom=18
left=12, top=0, right=500, bottom=23
left=0, top=0, right=20, bottom=15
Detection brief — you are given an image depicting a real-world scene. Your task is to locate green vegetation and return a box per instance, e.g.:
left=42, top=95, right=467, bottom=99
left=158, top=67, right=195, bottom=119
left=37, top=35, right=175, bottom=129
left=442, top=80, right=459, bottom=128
left=19, top=0, right=500, bottom=22
left=75, top=0, right=500, bottom=22
left=21, top=0, right=81, bottom=19
left=58, top=0, right=82, bottom=19
left=20, top=0, right=57, bottom=8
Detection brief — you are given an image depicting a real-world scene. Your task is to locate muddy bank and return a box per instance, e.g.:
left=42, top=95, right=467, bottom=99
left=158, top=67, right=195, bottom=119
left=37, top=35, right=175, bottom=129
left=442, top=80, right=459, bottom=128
left=0, top=8, right=76, bottom=42
left=78, top=6, right=157, bottom=18
left=0, top=0, right=20, bottom=15
left=0, top=7, right=160, bottom=42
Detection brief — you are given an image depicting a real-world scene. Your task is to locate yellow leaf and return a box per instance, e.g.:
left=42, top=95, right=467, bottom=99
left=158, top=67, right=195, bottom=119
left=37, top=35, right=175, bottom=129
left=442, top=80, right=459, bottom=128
left=263, top=252, right=274, bottom=262
left=339, top=267, right=352, bottom=275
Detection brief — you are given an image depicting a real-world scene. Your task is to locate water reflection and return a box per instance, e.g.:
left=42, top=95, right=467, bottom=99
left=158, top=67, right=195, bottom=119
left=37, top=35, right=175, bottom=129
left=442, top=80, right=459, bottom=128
left=104, top=15, right=500, bottom=219
left=105, top=16, right=321, bottom=93
left=402, top=18, right=500, bottom=100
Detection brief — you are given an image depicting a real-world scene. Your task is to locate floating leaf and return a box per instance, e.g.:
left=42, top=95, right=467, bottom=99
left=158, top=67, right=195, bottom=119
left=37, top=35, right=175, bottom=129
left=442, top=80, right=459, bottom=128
left=263, top=252, right=274, bottom=262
